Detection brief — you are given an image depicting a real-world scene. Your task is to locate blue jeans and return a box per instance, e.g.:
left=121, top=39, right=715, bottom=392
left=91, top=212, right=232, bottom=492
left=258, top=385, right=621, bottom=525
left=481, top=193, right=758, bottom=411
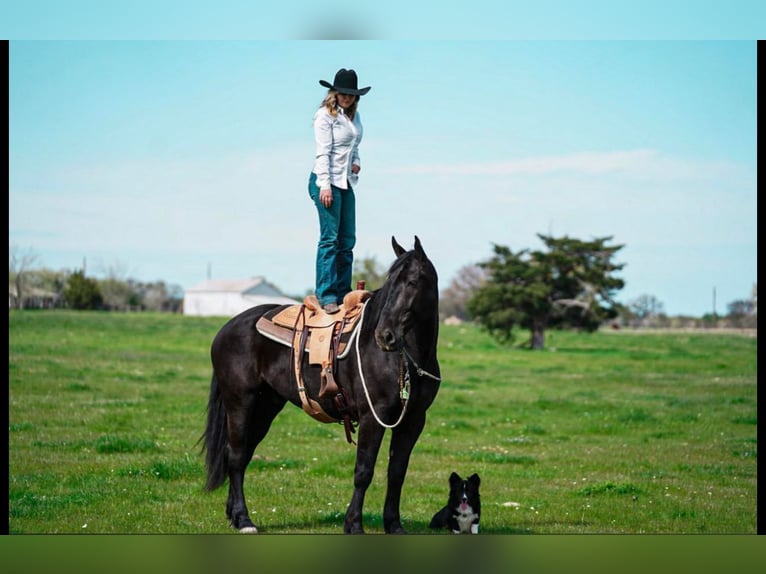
left=308, top=172, right=356, bottom=306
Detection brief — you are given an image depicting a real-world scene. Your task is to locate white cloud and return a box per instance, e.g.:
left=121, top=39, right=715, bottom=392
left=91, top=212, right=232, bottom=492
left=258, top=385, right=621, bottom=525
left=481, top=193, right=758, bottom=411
left=381, top=148, right=751, bottom=183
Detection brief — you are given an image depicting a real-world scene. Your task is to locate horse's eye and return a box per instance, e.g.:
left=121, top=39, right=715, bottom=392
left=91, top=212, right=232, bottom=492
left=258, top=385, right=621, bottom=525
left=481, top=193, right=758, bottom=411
left=407, top=280, right=417, bottom=288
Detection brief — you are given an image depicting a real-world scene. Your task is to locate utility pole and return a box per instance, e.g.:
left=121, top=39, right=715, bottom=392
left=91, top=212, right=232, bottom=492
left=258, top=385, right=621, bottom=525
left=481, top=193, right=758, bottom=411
left=712, top=286, right=717, bottom=324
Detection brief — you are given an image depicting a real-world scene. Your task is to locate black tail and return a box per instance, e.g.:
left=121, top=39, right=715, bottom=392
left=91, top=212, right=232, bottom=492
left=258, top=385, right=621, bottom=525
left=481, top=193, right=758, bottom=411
left=201, top=373, right=228, bottom=491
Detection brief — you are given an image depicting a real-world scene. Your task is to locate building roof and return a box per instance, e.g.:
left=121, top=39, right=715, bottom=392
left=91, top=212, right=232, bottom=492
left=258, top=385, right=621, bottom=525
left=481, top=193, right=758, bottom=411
left=182, top=276, right=299, bottom=316
left=185, top=277, right=275, bottom=294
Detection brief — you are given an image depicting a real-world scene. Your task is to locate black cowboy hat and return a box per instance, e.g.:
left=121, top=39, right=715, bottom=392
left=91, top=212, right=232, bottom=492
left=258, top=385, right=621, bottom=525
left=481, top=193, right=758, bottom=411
left=319, top=68, right=371, bottom=96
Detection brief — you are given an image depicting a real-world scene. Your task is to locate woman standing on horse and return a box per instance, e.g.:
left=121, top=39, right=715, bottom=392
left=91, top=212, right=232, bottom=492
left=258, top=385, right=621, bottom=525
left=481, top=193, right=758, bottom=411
left=308, top=68, right=371, bottom=315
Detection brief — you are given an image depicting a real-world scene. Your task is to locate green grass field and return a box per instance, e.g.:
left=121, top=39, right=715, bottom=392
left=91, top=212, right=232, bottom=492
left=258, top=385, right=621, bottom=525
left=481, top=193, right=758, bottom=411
left=8, top=310, right=757, bottom=534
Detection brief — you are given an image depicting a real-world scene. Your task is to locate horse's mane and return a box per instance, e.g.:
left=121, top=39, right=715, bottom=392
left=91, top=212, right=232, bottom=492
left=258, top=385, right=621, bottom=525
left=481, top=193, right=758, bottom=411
left=374, top=251, right=412, bottom=301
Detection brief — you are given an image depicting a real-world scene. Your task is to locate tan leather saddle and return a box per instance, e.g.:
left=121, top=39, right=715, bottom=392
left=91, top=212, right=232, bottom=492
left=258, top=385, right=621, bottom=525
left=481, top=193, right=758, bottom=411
left=255, top=289, right=371, bottom=427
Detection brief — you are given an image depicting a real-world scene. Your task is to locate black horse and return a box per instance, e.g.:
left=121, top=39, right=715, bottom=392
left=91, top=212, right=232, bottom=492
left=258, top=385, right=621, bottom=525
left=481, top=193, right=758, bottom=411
left=202, top=236, right=441, bottom=533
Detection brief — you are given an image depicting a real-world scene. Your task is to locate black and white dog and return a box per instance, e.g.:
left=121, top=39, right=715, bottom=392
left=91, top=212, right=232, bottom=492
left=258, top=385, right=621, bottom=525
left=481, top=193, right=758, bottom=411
left=429, top=472, right=481, bottom=534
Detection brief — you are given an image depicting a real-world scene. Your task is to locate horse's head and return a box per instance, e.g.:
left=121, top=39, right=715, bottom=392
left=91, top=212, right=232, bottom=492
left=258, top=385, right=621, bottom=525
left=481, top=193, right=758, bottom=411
left=374, top=236, right=439, bottom=352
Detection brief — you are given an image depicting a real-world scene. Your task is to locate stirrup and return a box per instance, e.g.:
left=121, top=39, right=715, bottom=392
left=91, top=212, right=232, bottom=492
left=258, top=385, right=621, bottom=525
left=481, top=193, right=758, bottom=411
left=319, top=364, right=340, bottom=397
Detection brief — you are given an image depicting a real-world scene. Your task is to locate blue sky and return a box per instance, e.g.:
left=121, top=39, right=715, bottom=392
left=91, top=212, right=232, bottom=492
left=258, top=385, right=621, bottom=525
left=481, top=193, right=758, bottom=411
left=6, top=12, right=760, bottom=317
left=2, top=1, right=765, bottom=41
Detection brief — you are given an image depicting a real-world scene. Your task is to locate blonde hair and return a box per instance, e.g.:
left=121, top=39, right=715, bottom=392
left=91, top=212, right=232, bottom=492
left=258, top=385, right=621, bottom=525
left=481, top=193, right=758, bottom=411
left=321, top=90, right=358, bottom=121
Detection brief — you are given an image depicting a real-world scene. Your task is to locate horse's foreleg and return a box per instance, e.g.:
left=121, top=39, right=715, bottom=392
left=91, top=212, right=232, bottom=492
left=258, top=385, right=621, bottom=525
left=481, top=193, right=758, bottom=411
left=345, top=421, right=386, bottom=534
left=383, top=413, right=426, bottom=534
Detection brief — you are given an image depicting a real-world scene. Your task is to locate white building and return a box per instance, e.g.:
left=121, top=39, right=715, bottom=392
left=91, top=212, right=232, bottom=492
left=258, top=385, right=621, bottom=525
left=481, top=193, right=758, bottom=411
left=182, top=277, right=298, bottom=317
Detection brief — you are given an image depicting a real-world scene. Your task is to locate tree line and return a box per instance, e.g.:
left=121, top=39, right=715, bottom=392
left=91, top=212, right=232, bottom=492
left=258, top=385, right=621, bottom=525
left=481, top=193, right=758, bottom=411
left=10, top=236, right=756, bottom=349
left=9, top=247, right=183, bottom=312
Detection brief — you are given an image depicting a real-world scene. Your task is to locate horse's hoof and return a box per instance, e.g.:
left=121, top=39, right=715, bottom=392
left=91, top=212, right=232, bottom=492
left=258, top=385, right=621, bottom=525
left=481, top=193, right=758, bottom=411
left=232, top=516, right=258, bottom=533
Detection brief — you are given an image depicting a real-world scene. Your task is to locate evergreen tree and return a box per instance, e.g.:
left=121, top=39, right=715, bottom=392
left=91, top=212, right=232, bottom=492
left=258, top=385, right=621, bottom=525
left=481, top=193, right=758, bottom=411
left=63, top=270, right=103, bottom=310
left=468, top=234, right=625, bottom=349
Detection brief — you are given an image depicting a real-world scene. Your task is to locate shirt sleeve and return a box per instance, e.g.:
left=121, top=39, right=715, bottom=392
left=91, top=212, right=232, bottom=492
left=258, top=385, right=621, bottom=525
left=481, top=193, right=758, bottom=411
left=351, top=114, right=363, bottom=168
left=313, top=110, right=333, bottom=190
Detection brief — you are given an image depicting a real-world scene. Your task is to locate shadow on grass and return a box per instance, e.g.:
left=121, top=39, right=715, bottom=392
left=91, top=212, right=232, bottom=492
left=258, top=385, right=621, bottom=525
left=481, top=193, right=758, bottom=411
left=249, top=512, right=531, bottom=535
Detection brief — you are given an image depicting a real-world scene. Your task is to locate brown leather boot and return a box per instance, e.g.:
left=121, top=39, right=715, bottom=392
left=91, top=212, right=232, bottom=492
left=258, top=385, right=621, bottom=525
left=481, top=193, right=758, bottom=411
left=323, top=302, right=340, bottom=314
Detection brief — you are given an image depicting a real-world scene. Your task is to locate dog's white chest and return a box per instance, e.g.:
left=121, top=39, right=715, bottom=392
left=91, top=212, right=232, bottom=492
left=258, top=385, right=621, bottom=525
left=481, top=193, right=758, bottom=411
left=453, top=506, right=480, bottom=534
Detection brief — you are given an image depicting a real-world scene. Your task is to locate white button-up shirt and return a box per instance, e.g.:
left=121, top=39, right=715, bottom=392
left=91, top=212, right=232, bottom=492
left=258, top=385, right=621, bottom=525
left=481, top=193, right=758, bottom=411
left=312, top=106, right=363, bottom=191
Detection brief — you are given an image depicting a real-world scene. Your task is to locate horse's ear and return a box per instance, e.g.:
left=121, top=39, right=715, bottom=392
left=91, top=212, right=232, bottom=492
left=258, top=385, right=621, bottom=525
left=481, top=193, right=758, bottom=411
left=414, top=235, right=426, bottom=259
left=392, top=236, right=406, bottom=257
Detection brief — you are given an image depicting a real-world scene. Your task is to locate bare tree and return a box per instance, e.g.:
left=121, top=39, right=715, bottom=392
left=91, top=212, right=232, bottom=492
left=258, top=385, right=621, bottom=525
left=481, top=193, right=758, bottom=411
left=9, top=245, right=40, bottom=309
left=627, top=294, right=666, bottom=327
left=751, top=282, right=757, bottom=316
left=440, top=264, right=488, bottom=321
left=97, top=261, right=135, bottom=310
left=726, top=291, right=757, bottom=328
left=352, top=255, right=388, bottom=291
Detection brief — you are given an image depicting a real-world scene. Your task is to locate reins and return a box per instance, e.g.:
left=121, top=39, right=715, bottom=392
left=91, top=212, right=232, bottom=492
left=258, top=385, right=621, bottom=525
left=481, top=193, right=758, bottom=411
left=354, top=298, right=441, bottom=429
left=401, top=346, right=442, bottom=381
